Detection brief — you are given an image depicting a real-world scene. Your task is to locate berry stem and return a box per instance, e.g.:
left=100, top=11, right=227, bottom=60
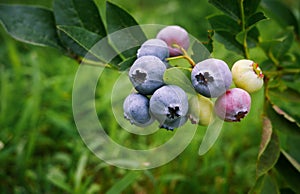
left=166, top=44, right=196, bottom=67
left=80, top=57, right=113, bottom=68
left=240, top=0, right=250, bottom=59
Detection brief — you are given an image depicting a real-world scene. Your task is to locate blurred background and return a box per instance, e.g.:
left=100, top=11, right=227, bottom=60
left=0, top=0, right=272, bottom=193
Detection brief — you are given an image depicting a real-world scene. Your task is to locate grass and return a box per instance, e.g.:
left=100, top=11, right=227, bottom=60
left=0, top=0, right=265, bottom=193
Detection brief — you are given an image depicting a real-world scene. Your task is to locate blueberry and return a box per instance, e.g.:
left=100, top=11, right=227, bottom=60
left=123, top=93, right=154, bottom=127
left=156, top=25, right=190, bottom=56
left=137, top=38, right=169, bottom=61
left=149, top=85, right=189, bottom=130
left=129, top=56, right=166, bottom=95
left=191, top=58, right=232, bottom=98
left=231, top=59, right=264, bottom=93
left=214, top=88, right=251, bottom=122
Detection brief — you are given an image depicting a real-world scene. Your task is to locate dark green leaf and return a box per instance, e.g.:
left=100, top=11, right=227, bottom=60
left=53, top=0, right=105, bottom=36
left=57, top=25, right=104, bottom=61
left=266, top=102, right=300, bottom=136
left=191, top=39, right=211, bottom=63
left=246, top=12, right=267, bottom=28
left=106, top=2, right=146, bottom=58
left=275, top=153, right=300, bottom=193
left=163, top=67, right=194, bottom=94
left=236, top=27, right=260, bottom=48
left=118, top=56, right=136, bottom=71
left=244, top=0, right=262, bottom=17
left=0, top=4, right=61, bottom=48
left=214, top=31, right=243, bottom=54
left=207, top=14, right=240, bottom=33
left=249, top=174, right=279, bottom=194
left=261, top=0, right=299, bottom=35
left=202, top=30, right=214, bottom=53
left=281, top=150, right=300, bottom=172
left=270, top=28, right=294, bottom=60
left=256, top=117, right=280, bottom=177
left=283, top=74, right=300, bottom=93
left=58, top=25, right=123, bottom=66
left=208, top=0, right=240, bottom=21
left=268, top=87, right=300, bottom=125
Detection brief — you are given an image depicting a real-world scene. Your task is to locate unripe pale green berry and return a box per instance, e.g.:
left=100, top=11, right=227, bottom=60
left=231, top=59, right=264, bottom=93
left=188, top=94, right=214, bottom=126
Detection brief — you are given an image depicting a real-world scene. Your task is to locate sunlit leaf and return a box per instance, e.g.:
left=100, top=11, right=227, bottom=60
left=190, top=39, right=211, bottom=63
left=163, top=67, right=194, bottom=94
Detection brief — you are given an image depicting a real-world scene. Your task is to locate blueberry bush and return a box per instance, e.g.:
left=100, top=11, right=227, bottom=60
left=0, top=0, right=299, bottom=193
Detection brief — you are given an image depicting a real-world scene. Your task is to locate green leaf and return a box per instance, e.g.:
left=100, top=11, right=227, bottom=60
left=261, top=0, right=299, bottom=35
left=256, top=117, right=280, bottom=178
left=106, top=2, right=146, bottom=58
left=53, top=0, right=105, bottom=36
left=249, top=174, right=279, bottom=194
left=118, top=56, right=136, bottom=71
left=270, top=28, right=294, bottom=60
left=57, top=25, right=102, bottom=58
left=163, top=67, right=195, bottom=94
left=106, top=171, right=141, bottom=194
left=244, top=0, right=262, bottom=17
left=58, top=25, right=123, bottom=66
left=268, top=87, right=300, bottom=126
left=207, top=14, right=240, bottom=33
left=214, top=31, right=243, bottom=54
left=202, top=30, right=214, bottom=53
left=246, top=12, right=267, bottom=28
left=74, top=153, right=88, bottom=191
left=198, top=117, right=224, bottom=155
left=0, top=4, right=61, bottom=48
left=275, top=153, right=300, bottom=193
left=266, top=102, right=300, bottom=136
left=208, top=0, right=240, bottom=21
left=236, top=27, right=260, bottom=48
left=281, top=150, right=300, bottom=173
left=190, top=39, right=211, bottom=63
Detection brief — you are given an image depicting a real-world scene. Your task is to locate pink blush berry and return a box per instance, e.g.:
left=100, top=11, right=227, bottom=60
left=214, top=88, right=251, bottom=122
left=156, top=25, right=190, bottom=56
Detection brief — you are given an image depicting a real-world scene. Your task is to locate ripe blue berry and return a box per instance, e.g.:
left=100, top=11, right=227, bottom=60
left=123, top=93, right=154, bottom=127
left=137, top=38, right=169, bottom=61
left=156, top=25, right=190, bottom=56
left=214, top=88, right=251, bottom=122
left=191, top=58, right=232, bottom=98
left=129, top=56, right=166, bottom=95
left=149, top=85, right=189, bottom=130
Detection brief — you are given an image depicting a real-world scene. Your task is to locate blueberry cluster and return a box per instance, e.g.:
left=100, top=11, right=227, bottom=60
left=123, top=25, right=264, bottom=131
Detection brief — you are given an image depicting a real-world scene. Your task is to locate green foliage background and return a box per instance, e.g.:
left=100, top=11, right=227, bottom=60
left=0, top=0, right=299, bottom=193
